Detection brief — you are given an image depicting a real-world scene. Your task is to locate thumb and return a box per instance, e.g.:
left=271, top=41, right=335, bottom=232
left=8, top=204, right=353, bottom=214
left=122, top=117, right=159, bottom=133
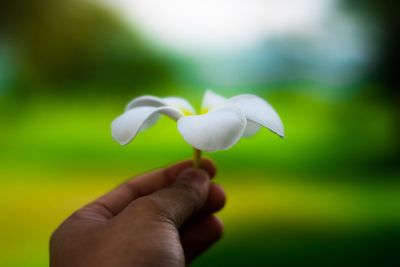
left=129, top=168, right=210, bottom=228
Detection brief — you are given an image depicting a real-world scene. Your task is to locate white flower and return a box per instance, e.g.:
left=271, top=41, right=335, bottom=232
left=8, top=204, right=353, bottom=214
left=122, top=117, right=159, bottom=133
left=112, top=90, right=284, bottom=152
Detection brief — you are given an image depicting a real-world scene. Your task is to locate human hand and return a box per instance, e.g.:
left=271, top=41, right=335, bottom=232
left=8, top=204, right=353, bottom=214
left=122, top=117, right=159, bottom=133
left=50, top=159, right=225, bottom=267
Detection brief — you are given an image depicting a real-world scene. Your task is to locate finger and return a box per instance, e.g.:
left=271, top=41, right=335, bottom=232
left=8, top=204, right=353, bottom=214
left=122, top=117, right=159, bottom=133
left=125, top=168, right=210, bottom=227
left=180, top=215, right=224, bottom=263
left=197, top=183, right=226, bottom=216
left=81, top=158, right=216, bottom=220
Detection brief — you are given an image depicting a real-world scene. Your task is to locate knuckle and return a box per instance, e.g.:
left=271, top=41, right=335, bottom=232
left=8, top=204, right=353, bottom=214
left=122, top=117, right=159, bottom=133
left=170, top=183, right=203, bottom=219
left=173, top=182, right=203, bottom=205
left=49, top=228, right=59, bottom=246
left=49, top=223, right=69, bottom=249
left=132, top=197, right=171, bottom=223
left=69, top=208, right=97, bottom=221
left=134, top=197, right=164, bottom=214
left=69, top=209, right=87, bottom=220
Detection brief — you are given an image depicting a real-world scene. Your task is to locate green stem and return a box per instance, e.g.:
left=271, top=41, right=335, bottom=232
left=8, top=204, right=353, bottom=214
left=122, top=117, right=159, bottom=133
left=193, top=148, right=202, bottom=168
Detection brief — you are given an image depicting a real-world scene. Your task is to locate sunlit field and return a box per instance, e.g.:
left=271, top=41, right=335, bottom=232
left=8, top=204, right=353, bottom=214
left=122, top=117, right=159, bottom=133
left=1, top=86, right=399, bottom=266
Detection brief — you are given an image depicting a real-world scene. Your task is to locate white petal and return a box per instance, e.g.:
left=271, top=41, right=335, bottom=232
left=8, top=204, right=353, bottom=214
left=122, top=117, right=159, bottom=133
left=201, top=89, right=227, bottom=112
left=138, top=113, right=160, bottom=132
left=125, top=95, right=165, bottom=111
left=177, top=105, right=246, bottom=152
left=163, top=97, right=196, bottom=115
left=112, top=106, right=184, bottom=145
left=124, top=96, right=164, bottom=129
left=125, top=95, right=195, bottom=129
left=125, top=95, right=195, bottom=114
left=228, top=95, right=284, bottom=137
left=242, top=120, right=261, bottom=137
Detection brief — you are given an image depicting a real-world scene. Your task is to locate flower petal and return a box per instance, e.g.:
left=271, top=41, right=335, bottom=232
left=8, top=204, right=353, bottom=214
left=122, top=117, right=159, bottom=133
left=125, top=95, right=165, bottom=110
left=177, top=105, right=247, bottom=152
left=163, top=97, right=196, bottom=115
left=112, top=106, right=184, bottom=145
left=124, top=95, right=195, bottom=130
left=201, top=89, right=227, bottom=112
left=125, top=95, right=195, bottom=114
left=228, top=95, right=284, bottom=137
left=242, top=120, right=261, bottom=137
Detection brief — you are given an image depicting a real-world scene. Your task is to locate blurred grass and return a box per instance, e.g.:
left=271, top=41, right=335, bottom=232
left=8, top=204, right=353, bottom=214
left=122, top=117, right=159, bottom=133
left=0, top=89, right=399, bottom=266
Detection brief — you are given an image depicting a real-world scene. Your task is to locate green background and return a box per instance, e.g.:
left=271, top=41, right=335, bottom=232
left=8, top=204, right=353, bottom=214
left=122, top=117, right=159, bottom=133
left=0, top=1, right=399, bottom=266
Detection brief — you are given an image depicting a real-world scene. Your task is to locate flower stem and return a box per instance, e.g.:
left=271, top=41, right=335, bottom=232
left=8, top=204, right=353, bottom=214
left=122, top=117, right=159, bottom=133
left=193, top=148, right=202, bottom=168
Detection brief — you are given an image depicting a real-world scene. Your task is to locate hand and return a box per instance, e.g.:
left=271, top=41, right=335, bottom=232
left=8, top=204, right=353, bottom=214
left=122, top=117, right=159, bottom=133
left=50, top=159, right=226, bottom=267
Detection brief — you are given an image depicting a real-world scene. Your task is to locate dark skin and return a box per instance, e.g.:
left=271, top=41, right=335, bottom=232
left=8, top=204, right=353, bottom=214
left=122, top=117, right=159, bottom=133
left=50, top=159, right=226, bottom=267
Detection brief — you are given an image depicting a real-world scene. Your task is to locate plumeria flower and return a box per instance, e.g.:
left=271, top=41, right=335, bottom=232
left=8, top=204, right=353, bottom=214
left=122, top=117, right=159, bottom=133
left=112, top=90, right=284, bottom=164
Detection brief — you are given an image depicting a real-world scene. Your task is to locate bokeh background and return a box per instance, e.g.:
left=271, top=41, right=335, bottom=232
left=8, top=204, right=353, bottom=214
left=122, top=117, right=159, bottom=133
left=0, top=0, right=399, bottom=266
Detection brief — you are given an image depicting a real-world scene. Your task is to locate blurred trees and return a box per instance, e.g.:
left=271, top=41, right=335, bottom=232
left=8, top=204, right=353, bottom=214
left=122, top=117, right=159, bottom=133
left=0, top=0, right=176, bottom=96
left=343, top=0, right=399, bottom=158
left=343, top=0, right=398, bottom=91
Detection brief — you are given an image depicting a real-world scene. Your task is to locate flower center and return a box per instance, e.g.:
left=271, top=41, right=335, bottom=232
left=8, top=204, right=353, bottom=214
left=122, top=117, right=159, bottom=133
left=181, top=108, right=194, bottom=116
left=200, top=108, right=209, bottom=114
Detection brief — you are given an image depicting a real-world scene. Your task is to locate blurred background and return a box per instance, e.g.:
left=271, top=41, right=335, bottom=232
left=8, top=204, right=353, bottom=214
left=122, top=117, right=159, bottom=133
left=0, top=0, right=399, bottom=266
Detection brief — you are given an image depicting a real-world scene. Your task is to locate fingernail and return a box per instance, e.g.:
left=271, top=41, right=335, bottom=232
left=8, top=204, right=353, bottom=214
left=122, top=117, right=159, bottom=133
left=177, top=168, right=209, bottom=184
